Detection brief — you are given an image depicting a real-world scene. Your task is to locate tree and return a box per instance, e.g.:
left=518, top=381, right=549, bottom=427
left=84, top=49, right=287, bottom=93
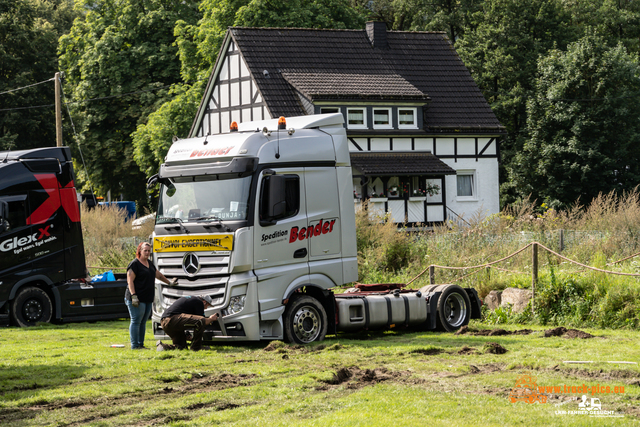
left=511, top=30, right=640, bottom=208
left=455, top=0, right=576, bottom=205
left=0, top=0, right=77, bottom=150
left=361, top=0, right=481, bottom=42
left=58, top=0, right=200, bottom=206
left=569, top=0, right=640, bottom=55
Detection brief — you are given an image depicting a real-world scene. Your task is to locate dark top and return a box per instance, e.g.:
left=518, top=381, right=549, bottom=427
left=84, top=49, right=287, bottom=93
left=162, top=296, right=205, bottom=319
left=125, top=258, right=156, bottom=303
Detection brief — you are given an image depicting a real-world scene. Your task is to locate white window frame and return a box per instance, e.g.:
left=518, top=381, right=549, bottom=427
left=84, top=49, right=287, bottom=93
left=456, top=170, right=477, bottom=201
left=372, top=108, right=392, bottom=129
left=347, top=107, right=367, bottom=129
left=398, top=107, right=418, bottom=129
left=320, top=107, right=340, bottom=114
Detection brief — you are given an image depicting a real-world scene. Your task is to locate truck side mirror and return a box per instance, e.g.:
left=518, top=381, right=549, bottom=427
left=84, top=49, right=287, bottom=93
left=259, top=174, right=286, bottom=226
left=0, top=200, right=8, bottom=234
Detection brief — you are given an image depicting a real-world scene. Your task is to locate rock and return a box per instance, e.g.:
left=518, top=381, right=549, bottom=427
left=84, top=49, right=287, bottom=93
left=484, top=290, right=502, bottom=310
left=500, top=288, right=532, bottom=313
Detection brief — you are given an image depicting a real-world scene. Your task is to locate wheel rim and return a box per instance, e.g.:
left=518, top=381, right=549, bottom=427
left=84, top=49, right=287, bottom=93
left=292, top=305, right=321, bottom=343
left=23, top=299, right=43, bottom=322
left=443, top=292, right=467, bottom=328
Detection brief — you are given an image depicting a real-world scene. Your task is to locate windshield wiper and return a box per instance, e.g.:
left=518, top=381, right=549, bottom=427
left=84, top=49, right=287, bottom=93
left=191, top=216, right=222, bottom=222
left=159, top=217, right=188, bottom=232
left=158, top=217, right=184, bottom=224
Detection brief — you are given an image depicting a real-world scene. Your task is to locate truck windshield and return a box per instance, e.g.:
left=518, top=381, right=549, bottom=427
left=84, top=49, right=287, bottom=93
left=156, top=175, right=252, bottom=223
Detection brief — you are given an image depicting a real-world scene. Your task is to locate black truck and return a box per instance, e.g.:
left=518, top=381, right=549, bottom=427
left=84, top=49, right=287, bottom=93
left=0, top=147, right=128, bottom=326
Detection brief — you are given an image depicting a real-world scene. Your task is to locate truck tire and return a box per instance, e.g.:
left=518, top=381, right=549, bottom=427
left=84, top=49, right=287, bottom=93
left=283, top=295, right=328, bottom=344
left=10, top=287, right=53, bottom=327
left=436, top=284, right=471, bottom=332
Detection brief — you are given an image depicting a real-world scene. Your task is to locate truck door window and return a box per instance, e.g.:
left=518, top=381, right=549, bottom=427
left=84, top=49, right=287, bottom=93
left=0, top=197, right=27, bottom=233
left=259, top=174, right=299, bottom=223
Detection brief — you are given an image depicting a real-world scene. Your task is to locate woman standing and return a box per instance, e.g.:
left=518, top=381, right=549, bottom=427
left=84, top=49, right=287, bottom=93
left=126, top=241, right=176, bottom=349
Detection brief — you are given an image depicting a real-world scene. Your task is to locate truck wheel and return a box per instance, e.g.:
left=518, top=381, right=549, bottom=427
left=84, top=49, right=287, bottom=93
left=10, top=287, right=53, bottom=327
left=283, top=295, right=328, bottom=344
left=436, top=284, right=471, bottom=332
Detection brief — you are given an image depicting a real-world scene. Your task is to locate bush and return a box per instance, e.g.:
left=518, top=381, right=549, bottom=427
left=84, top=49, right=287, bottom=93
left=81, top=204, right=154, bottom=275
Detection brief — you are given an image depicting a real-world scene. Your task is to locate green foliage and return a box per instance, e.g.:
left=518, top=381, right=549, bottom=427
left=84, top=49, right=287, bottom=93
left=235, top=0, right=365, bottom=29
left=0, top=0, right=78, bottom=150
left=354, top=204, right=412, bottom=281
left=132, top=82, right=205, bottom=177
left=58, top=0, right=201, bottom=206
left=512, top=30, right=640, bottom=209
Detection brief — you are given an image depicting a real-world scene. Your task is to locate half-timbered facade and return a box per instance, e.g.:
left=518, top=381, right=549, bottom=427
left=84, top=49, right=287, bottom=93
left=190, top=23, right=506, bottom=225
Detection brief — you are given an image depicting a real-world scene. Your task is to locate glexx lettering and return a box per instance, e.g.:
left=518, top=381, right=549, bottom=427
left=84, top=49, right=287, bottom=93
left=289, top=219, right=336, bottom=243
left=0, top=223, right=55, bottom=252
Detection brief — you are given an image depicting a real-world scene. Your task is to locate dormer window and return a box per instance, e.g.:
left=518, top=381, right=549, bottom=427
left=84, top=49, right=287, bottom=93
left=373, top=108, right=392, bottom=129
left=398, top=108, right=417, bottom=129
left=321, top=107, right=340, bottom=114
left=347, top=108, right=367, bottom=129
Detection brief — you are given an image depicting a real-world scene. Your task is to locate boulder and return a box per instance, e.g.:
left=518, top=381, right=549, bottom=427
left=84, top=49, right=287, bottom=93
left=484, top=290, right=502, bottom=310
left=500, top=288, right=532, bottom=313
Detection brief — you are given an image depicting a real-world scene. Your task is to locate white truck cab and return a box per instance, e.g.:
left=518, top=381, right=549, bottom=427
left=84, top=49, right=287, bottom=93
left=151, top=114, right=357, bottom=343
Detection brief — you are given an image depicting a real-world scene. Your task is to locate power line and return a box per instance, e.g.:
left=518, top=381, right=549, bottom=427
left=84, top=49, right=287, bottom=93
left=0, top=81, right=180, bottom=113
left=0, top=78, right=55, bottom=96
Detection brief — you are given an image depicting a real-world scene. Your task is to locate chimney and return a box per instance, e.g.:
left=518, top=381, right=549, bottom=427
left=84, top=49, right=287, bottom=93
left=366, top=21, right=388, bottom=49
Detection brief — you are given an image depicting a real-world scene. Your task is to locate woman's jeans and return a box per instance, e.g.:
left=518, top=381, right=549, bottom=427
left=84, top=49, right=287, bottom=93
left=125, top=299, right=153, bottom=349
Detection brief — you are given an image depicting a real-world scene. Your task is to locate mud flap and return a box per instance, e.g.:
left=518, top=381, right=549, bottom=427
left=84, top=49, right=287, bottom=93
left=465, top=288, right=482, bottom=319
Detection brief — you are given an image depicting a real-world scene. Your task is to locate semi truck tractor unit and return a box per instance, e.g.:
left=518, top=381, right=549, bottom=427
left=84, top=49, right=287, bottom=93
left=0, top=147, right=129, bottom=326
left=150, top=114, right=481, bottom=344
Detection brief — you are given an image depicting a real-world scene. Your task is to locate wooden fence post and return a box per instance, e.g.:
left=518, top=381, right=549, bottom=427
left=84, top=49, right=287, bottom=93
left=559, top=229, right=565, bottom=253
left=532, top=242, right=538, bottom=313
left=429, top=265, right=435, bottom=285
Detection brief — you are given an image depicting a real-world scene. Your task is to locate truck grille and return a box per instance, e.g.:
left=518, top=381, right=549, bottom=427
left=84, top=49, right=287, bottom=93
left=155, top=252, right=230, bottom=307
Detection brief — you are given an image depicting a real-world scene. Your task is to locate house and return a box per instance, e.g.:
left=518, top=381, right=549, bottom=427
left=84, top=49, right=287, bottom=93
left=189, top=23, right=506, bottom=225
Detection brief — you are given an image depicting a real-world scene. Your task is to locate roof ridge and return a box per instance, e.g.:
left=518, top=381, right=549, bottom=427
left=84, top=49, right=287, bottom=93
left=230, top=26, right=446, bottom=35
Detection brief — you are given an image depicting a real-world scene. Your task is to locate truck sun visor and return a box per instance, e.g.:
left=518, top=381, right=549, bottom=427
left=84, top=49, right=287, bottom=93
left=159, top=157, right=258, bottom=179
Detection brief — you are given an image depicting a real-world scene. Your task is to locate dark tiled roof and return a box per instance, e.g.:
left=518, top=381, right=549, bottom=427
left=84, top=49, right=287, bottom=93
left=350, top=152, right=457, bottom=175
left=230, top=27, right=504, bottom=133
left=282, top=72, right=428, bottom=100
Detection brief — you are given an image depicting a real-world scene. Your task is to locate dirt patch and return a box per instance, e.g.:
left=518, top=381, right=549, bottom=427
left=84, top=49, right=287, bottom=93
left=456, top=326, right=533, bottom=336
left=544, top=327, right=594, bottom=339
left=318, top=366, right=417, bottom=390
left=458, top=346, right=478, bottom=355
left=563, top=329, right=594, bottom=339
left=483, top=342, right=507, bottom=354
left=544, top=327, right=567, bottom=337
left=187, top=401, right=240, bottom=411
left=410, top=348, right=444, bottom=356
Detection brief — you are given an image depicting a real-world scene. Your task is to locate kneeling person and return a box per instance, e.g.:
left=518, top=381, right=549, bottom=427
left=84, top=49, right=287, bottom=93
left=158, top=295, right=219, bottom=351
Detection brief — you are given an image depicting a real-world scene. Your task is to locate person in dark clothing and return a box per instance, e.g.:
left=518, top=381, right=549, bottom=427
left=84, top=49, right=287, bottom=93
left=125, top=241, right=177, bottom=349
left=157, top=295, right=219, bottom=351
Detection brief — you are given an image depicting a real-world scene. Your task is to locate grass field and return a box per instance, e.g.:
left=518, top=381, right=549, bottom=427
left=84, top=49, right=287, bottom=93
left=1, top=320, right=639, bottom=426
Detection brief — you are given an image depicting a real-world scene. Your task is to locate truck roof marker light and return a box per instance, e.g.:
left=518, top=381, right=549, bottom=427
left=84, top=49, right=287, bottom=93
left=278, top=116, right=286, bottom=130
left=230, top=121, right=238, bottom=132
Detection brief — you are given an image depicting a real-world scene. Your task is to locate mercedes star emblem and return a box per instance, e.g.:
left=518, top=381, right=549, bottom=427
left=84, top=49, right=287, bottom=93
left=182, top=253, right=200, bottom=276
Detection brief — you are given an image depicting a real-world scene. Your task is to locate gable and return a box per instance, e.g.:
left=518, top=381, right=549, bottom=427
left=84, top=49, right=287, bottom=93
left=190, top=36, right=271, bottom=137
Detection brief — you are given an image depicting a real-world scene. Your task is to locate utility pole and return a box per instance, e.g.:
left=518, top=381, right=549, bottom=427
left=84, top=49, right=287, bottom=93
left=55, top=72, right=63, bottom=147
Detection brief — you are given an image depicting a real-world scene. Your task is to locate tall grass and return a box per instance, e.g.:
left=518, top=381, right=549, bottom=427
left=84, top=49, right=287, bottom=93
left=355, top=190, right=640, bottom=329
left=81, top=204, right=154, bottom=275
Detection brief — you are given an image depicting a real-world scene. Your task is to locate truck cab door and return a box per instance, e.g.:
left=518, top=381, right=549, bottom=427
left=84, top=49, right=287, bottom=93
left=254, top=168, right=308, bottom=314
left=305, top=167, right=342, bottom=285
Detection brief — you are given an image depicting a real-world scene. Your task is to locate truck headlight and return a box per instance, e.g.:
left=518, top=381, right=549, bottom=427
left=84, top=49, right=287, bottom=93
left=224, top=295, right=246, bottom=316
